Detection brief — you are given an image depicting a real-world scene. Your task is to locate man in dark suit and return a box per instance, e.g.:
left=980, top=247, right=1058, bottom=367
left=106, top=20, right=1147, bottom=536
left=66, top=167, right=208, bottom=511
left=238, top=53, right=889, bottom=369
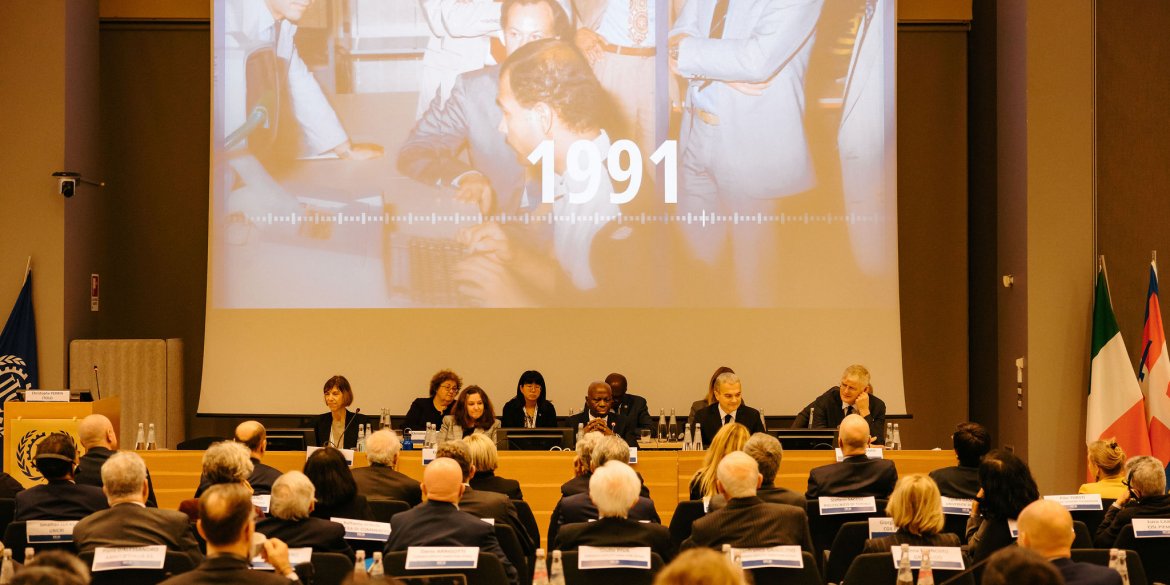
left=555, top=460, right=675, bottom=562
left=1019, top=500, right=1122, bottom=585
left=693, top=372, right=765, bottom=445
left=195, top=421, right=282, bottom=497
left=796, top=364, right=888, bottom=444
left=712, top=433, right=805, bottom=511
left=563, top=382, right=639, bottom=446
left=805, top=414, right=898, bottom=499
left=681, top=452, right=814, bottom=554
left=384, top=458, right=519, bottom=585
left=435, top=441, right=534, bottom=555
left=15, top=433, right=108, bottom=521
left=73, top=451, right=203, bottom=566
left=255, top=470, right=354, bottom=561
left=75, top=414, right=158, bottom=506
left=352, top=429, right=422, bottom=506
left=605, top=373, right=654, bottom=432
left=1094, top=456, right=1170, bottom=547
left=929, top=422, right=990, bottom=499
left=160, top=483, right=298, bottom=585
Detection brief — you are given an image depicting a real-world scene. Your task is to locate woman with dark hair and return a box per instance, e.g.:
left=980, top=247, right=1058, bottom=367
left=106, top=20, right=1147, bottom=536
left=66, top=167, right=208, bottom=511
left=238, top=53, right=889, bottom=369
left=966, top=448, right=1040, bottom=562
left=438, top=386, right=501, bottom=442
left=688, top=366, right=736, bottom=422
left=402, top=370, right=462, bottom=432
left=303, top=447, right=374, bottom=521
left=313, top=375, right=367, bottom=449
left=501, top=370, right=558, bottom=428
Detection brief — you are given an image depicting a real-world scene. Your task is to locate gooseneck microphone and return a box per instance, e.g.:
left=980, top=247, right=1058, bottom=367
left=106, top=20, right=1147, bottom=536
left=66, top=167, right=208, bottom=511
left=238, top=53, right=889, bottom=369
left=334, top=407, right=362, bottom=448
left=93, top=365, right=101, bottom=401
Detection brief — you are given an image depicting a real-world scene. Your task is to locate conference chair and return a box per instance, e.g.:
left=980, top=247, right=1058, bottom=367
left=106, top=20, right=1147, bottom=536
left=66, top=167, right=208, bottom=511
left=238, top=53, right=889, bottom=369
left=0, top=499, right=15, bottom=542
left=841, top=552, right=974, bottom=585
left=78, top=550, right=196, bottom=585
left=1070, top=548, right=1148, bottom=585
left=384, top=551, right=509, bottom=585
left=941, top=513, right=969, bottom=545
left=822, top=521, right=870, bottom=585
left=368, top=498, right=411, bottom=524
left=1116, top=524, right=1170, bottom=585
left=309, top=552, right=353, bottom=585
left=547, top=500, right=564, bottom=550
left=740, top=551, right=822, bottom=585
left=1072, top=520, right=1093, bottom=548
left=513, top=499, right=540, bottom=548
left=667, top=501, right=706, bottom=549
left=556, top=550, right=664, bottom=585
left=3, top=522, right=76, bottom=562
left=806, top=499, right=888, bottom=558
left=494, top=523, right=531, bottom=585
left=1069, top=499, right=1114, bottom=536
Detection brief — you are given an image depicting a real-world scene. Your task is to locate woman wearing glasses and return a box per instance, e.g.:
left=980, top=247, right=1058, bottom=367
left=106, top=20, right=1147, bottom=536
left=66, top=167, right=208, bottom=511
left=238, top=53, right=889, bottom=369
left=402, top=369, right=462, bottom=432
left=501, top=370, right=558, bottom=428
left=314, top=375, right=370, bottom=449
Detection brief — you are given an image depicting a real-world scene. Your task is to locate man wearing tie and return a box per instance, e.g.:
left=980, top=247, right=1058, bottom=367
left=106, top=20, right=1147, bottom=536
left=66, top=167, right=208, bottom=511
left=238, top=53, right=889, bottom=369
left=800, top=364, right=887, bottom=444
left=693, top=371, right=765, bottom=445
left=564, top=382, right=639, bottom=446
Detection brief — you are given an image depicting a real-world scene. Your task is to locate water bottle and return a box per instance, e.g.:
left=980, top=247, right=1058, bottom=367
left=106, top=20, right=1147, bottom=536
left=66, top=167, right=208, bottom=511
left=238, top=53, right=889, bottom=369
left=381, top=409, right=391, bottom=430
left=917, top=548, right=934, bottom=585
left=532, top=549, right=549, bottom=585
left=807, top=406, right=815, bottom=429
left=145, top=423, right=157, bottom=450
left=549, top=549, right=566, bottom=585
left=368, top=551, right=384, bottom=577
left=576, top=423, right=584, bottom=445
left=657, top=409, right=667, bottom=441
left=668, top=409, right=678, bottom=441
left=0, top=549, right=14, bottom=584
left=722, top=543, right=732, bottom=560
left=1118, top=550, right=1131, bottom=585
left=896, top=544, right=913, bottom=585
left=402, top=428, right=414, bottom=451
left=134, top=423, right=146, bottom=450
left=759, top=408, right=766, bottom=431
left=353, top=550, right=367, bottom=581
left=357, top=425, right=366, bottom=452
left=683, top=423, right=693, bottom=451
left=885, top=422, right=894, bottom=448
left=22, top=549, right=32, bottom=564
left=692, top=423, right=703, bottom=450
left=893, top=423, right=903, bottom=450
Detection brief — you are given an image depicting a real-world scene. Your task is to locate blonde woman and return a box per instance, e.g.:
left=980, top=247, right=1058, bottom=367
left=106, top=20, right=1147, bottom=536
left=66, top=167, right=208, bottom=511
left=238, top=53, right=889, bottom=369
left=688, top=423, right=751, bottom=500
left=862, top=473, right=959, bottom=552
left=1078, top=438, right=1127, bottom=499
left=464, top=432, right=523, bottom=499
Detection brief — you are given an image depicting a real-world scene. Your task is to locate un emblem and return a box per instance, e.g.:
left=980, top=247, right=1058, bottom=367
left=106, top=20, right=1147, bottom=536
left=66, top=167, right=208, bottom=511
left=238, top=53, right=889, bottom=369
left=0, top=355, right=30, bottom=397
left=15, top=430, right=75, bottom=483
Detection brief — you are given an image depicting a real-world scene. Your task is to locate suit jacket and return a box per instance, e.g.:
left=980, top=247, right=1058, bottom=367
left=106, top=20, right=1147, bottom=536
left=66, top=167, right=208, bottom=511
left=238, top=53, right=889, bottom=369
left=195, top=458, right=283, bottom=497
left=500, top=398, right=558, bottom=429
left=709, top=483, right=806, bottom=511
left=965, top=516, right=1016, bottom=563
left=554, top=516, right=676, bottom=563
left=1094, top=494, right=1170, bottom=547
left=861, top=529, right=961, bottom=554
left=613, top=393, right=655, bottom=432
left=563, top=411, right=639, bottom=447
left=352, top=463, right=423, bottom=506
left=384, top=501, right=518, bottom=585
left=1052, top=557, right=1124, bottom=585
left=14, top=479, right=109, bottom=521
left=805, top=454, right=897, bottom=499
left=255, top=516, right=355, bottom=562
left=313, top=410, right=370, bottom=450
left=311, top=493, right=374, bottom=522
left=929, top=465, right=981, bottom=499
left=75, top=446, right=158, bottom=506
left=73, top=503, right=204, bottom=566
left=0, top=473, right=22, bottom=498
left=681, top=496, right=814, bottom=554
left=693, top=403, right=766, bottom=445
left=437, top=416, right=500, bottom=444
left=561, top=473, right=651, bottom=498
left=470, top=471, right=523, bottom=500
left=159, top=554, right=293, bottom=585
left=805, top=387, right=888, bottom=444
left=460, top=486, right=535, bottom=554
left=558, top=493, right=661, bottom=525
left=402, top=398, right=451, bottom=433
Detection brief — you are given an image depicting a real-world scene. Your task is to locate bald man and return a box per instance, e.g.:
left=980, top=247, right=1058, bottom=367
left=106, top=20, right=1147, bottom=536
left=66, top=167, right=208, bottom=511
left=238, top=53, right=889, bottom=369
left=1018, top=500, right=1121, bottom=585
left=805, top=414, right=897, bottom=499
left=195, top=421, right=282, bottom=497
left=74, top=414, right=158, bottom=507
left=383, top=458, right=518, bottom=584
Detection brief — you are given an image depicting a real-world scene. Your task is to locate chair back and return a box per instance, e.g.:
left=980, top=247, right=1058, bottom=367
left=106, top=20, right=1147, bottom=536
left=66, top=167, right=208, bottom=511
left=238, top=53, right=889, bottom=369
left=941, top=514, right=969, bottom=545
left=823, top=521, right=869, bottom=585
left=0, top=499, right=15, bottom=543
left=1116, top=524, right=1170, bottom=585
left=806, top=499, right=888, bottom=556
left=3, top=522, right=76, bottom=563
left=841, top=552, right=972, bottom=585
left=742, top=551, right=822, bottom=585
left=309, top=552, right=354, bottom=585
left=494, top=523, right=530, bottom=585
left=1070, top=548, right=1149, bottom=585
left=1072, top=520, right=1093, bottom=548
left=513, top=500, right=541, bottom=548
left=1069, top=498, right=1114, bottom=536
left=668, top=501, right=707, bottom=549
left=384, top=550, right=510, bottom=585
left=556, top=550, right=663, bottom=585
left=368, top=499, right=411, bottom=524
left=78, top=550, right=196, bottom=585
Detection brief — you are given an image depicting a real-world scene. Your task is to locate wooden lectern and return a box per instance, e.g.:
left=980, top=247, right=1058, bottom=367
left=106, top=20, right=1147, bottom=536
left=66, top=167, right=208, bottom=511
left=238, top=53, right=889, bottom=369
left=3, top=397, right=121, bottom=488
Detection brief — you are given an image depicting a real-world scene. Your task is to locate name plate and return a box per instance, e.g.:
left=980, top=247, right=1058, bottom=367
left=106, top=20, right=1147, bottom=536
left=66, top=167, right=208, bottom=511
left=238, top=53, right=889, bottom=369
left=410, top=431, right=426, bottom=443
left=941, top=497, right=974, bottom=516
left=422, top=448, right=436, bottom=465
left=869, top=517, right=896, bottom=538
left=889, top=546, right=965, bottom=570
left=1132, top=518, right=1170, bottom=538
left=252, top=547, right=312, bottom=570
left=24, top=390, right=70, bottom=402
left=731, top=546, right=803, bottom=569
left=1043, top=494, right=1103, bottom=511
left=332, top=517, right=392, bottom=541
left=27, top=520, right=77, bottom=543
left=834, top=448, right=885, bottom=462
left=252, top=495, right=271, bottom=513
left=405, top=546, right=479, bottom=569
left=818, top=496, right=877, bottom=515
left=306, top=446, right=354, bottom=466
left=481, top=517, right=496, bottom=526
left=91, top=545, right=166, bottom=572
left=1007, top=518, right=1019, bottom=539
left=578, top=546, right=652, bottom=569
left=629, top=447, right=638, bottom=464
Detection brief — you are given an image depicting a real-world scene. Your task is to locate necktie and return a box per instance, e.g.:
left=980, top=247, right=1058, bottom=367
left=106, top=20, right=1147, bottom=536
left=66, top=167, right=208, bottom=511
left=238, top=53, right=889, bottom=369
left=845, top=405, right=854, bottom=416
left=629, top=0, right=648, bottom=45
left=723, top=414, right=732, bottom=425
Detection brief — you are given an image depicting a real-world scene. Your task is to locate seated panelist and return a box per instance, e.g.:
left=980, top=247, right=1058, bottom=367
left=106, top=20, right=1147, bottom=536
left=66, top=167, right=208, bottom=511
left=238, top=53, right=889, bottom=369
left=402, top=369, right=461, bottom=432
left=792, top=364, right=887, bottom=445
left=500, top=370, right=558, bottom=428
left=313, top=375, right=367, bottom=449
left=564, top=382, right=639, bottom=446
left=438, top=385, right=501, bottom=443
left=692, top=372, right=765, bottom=446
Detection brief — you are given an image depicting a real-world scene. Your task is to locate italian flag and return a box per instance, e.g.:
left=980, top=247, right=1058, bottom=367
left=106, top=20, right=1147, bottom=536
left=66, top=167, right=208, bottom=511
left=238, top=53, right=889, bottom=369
left=1088, top=261, right=1151, bottom=458
left=1140, top=258, right=1170, bottom=463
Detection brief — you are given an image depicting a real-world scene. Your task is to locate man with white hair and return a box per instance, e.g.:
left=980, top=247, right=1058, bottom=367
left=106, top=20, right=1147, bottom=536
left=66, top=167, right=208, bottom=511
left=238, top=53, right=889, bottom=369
left=351, top=430, right=422, bottom=506
left=557, top=435, right=658, bottom=525
left=196, top=421, right=283, bottom=497
left=798, top=364, right=888, bottom=444
left=561, top=433, right=651, bottom=498
left=73, top=451, right=204, bottom=566
left=1095, top=455, right=1170, bottom=547
left=1019, top=500, right=1121, bottom=585
left=256, top=471, right=354, bottom=561
left=682, top=451, right=813, bottom=552
left=74, top=414, right=158, bottom=506
left=554, top=460, right=675, bottom=562
left=805, top=413, right=897, bottom=499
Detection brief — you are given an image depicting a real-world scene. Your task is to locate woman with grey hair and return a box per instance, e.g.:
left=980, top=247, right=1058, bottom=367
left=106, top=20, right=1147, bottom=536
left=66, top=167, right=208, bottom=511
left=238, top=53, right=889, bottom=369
left=179, top=441, right=255, bottom=521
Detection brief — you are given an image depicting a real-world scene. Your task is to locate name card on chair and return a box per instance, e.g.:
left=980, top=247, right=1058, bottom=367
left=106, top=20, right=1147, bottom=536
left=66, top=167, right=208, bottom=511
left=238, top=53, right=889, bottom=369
left=730, top=545, right=803, bottom=569
left=887, top=546, right=965, bottom=571
left=834, top=448, right=884, bottom=462
left=331, top=517, right=392, bottom=541
left=578, top=546, right=652, bottom=569
left=868, top=517, right=896, bottom=538
left=940, top=497, right=974, bottom=516
left=1043, top=494, right=1103, bottom=511
left=92, top=545, right=167, bottom=572
left=421, top=448, right=436, bottom=464
left=27, top=520, right=78, bottom=543
left=628, top=447, right=638, bottom=464
left=307, top=446, right=354, bottom=466
left=252, top=547, right=312, bottom=570
left=1132, top=518, right=1170, bottom=538
left=818, top=496, right=877, bottom=515
left=24, top=391, right=70, bottom=402
left=405, top=546, right=480, bottom=569
left=1007, top=519, right=1018, bottom=539
left=252, top=495, right=271, bottom=513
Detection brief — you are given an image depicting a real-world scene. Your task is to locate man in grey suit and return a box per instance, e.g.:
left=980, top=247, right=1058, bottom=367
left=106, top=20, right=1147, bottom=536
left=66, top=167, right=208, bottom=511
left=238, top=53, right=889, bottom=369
left=73, top=452, right=204, bottom=567
left=352, top=430, right=422, bottom=506
left=669, top=0, right=825, bottom=305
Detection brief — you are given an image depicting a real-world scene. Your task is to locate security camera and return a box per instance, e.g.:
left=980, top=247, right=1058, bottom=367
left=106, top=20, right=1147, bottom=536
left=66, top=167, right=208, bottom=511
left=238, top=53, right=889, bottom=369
left=59, top=178, right=76, bottom=198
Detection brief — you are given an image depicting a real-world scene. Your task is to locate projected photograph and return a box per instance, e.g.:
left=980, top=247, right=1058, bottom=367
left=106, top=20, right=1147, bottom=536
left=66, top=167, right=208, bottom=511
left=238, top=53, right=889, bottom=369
left=211, top=0, right=896, bottom=309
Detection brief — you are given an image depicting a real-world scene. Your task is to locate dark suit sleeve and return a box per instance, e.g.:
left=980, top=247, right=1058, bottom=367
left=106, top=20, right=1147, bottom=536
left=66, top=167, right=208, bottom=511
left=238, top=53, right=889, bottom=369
left=503, top=499, right=535, bottom=555
left=632, top=398, right=654, bottom=431
left=173, top=518, right=206, bottom=566
left=480, top=528, right=519, bottom=585
left=805, top=470, right=821, bottom=499
left=791, top=403, right=813, bottom=429
left=810, top=391, right=834, bottom=429
left=538, top=401, right=558, bottom=428
left=619, top=417, right=638, bottom=447
left=744, top=408, right=765, bottom=434
left=313, top=413, right=330, bottom=447
left=500, top=400, right=522, bottom=428
left=1094, top=504, right=1125, bottom=547
left=867, top=395, right=887, bottom=443
left=396, top=74, right=475, bottom=188
left=402, top=400, right=431, bottom=433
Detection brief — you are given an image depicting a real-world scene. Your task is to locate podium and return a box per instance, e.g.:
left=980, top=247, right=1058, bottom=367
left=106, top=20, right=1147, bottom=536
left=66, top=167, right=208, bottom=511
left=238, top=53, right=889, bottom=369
left=3, top=397, right=121, bottom=488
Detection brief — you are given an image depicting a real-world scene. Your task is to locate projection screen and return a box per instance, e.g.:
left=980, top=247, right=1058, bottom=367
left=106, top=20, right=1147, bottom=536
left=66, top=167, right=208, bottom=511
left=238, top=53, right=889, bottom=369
left=201, top=0, right=904, bottom=418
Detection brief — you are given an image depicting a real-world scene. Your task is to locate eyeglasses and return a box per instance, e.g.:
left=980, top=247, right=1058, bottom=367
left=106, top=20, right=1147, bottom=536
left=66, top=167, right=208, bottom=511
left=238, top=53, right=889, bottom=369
left=439, top=384, right=459, bottom=393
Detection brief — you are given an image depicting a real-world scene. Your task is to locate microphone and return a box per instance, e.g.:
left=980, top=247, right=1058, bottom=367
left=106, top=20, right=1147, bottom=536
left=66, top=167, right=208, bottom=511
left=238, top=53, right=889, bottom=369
left=92, top=365, right=101, bottom=401
left=807, top=406, right=815, bottom=429
left=334, top=407, right=361, bottom=449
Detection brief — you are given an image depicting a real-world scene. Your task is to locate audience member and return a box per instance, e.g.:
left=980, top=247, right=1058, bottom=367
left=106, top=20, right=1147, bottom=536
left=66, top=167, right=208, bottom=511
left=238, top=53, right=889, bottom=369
left=980, top=546, right=1065, bottom=585
left=929, top=422, right=990, bottom=499
left=15, top=433, right=108, bottom=521
left=73, top=451, right=203, bottom=565
left=383, top=458, right=518, bottom=585
left=558, top=435, right=659, bottom=525
left=303, top=447, right=374, bottom=520
left=688, top=366, right=736, bottom=423
left=805, top=414, right=898, bottom=499
left=10, top=567, right=86, bottom=585
left=692, top=372, right=765, bottom=445
left=561, top=431, right=604, bottom=496
left=1019, top=499, right=1121, bottom=585
left=654, top=548, right=747, bottom=585
left=0, top=471, right=22, bottom=499
left=74, top=414, right=157, bottom=506
left=798, top=364, right=888, bottom=444
left=434, top=441, right=534, bottom=553
left=966, top=448, right=1039, bottom=562
left=402, top=369, right=461, bottom=431
left=605, top=373, right=654, bottom=432
left=1079, top=438, right=1128, bottom=500
left=179, top=441, right=254, bottom=521
left=196, top=421, right=282, bottom=497
left=438, top=385, right=501, bottom=443
left=352, top=429, right=422, bottom=506
left=500, top=370, right=558, bottom=428
left=554, top=460, right=675, bottom=561
left=1094, top=455, right=1170, bottom=547
left=465, top=433, right=523, bottom=500
left=861, top=474, right=960, bottom=553
left=161, top=483, right=298, bottom=584
left=681, top=452, right=814, bottom=553
left=689, top=423, right=750, bottom=500
left=564, top=382, right=639, bottom=446
left=22, top=550, right=91, bottom=584
left=730, top=432, right=805, bottom=509
left=256, top=471, right=355, bottom=561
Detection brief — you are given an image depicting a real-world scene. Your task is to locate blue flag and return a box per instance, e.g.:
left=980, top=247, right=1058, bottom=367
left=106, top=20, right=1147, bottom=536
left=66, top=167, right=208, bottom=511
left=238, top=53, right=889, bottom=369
left=0, top=271, right=38, bottom=436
